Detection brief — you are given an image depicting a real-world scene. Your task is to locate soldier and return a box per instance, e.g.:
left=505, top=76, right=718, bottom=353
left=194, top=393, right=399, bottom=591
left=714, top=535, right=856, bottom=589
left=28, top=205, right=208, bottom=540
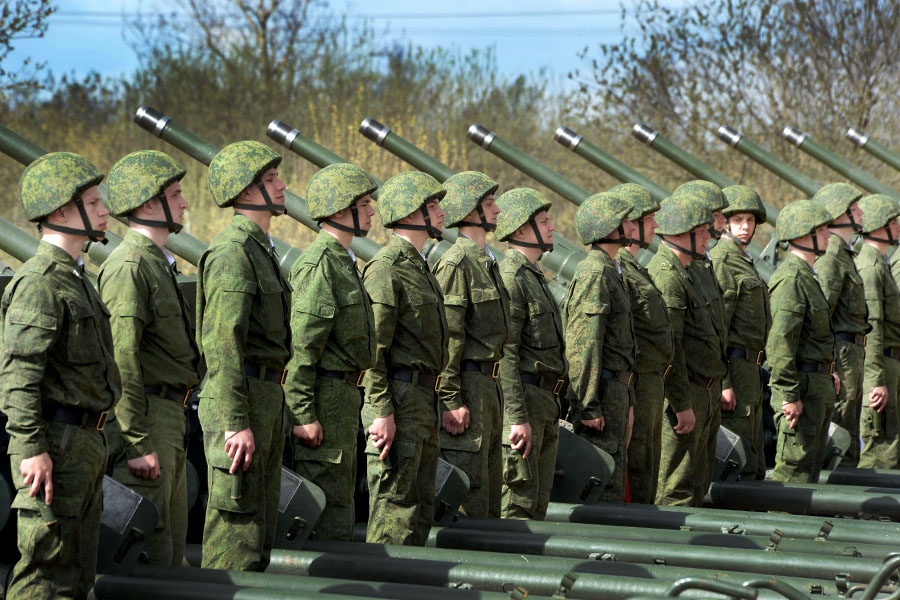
left=563, top=192, right=636, bottom=503
left=432, top=171, right=509, bottom=519
left=710, top=185, right=772, bottom=480
left=675, top=180, right=729, bottom=240
left=1, top=152, right=120, bottom=598
left=611, top=183, right=674, bottom=504
left=812, top=183, right=868, bottom=467
left=855, top=195, right=900, bottom=468
left=197, top=141, right=291, bottom=571
left=495, top=188, right=567, bottom=519
left=284, top=163, right=377, bottom=541
left=98, top=150, right=201, bottom=566
left=767, top=200, right=840, bottom=483
left=648, top=192, right=727, bottom=506
left=361, top=171, right=449, bottom=546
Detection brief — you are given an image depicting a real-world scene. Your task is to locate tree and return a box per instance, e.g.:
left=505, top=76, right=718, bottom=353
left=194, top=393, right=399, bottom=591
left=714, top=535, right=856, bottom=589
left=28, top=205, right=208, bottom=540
left=0, top=0, right=56, bottom=100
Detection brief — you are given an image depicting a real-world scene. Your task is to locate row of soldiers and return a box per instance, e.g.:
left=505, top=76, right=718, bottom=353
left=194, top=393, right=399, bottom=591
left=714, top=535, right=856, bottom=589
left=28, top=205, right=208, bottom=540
left=3, top=138, right=900, bottom=599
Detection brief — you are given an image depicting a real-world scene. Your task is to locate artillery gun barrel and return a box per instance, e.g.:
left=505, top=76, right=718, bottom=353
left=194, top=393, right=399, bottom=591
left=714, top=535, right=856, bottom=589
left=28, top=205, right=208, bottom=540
left=821, top=467, right=900, bottom=488
left=717, top=126, right=821, bottom=196
left=846, top=128, right=900, bottom=172
left=0, top=217, right=40, bottom=264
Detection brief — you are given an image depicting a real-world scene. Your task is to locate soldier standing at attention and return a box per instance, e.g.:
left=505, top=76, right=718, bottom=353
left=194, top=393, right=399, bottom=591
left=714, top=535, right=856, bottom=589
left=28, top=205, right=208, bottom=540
left=433, top=171, right=509, bottom=519
left=812, top=183, right=868, bottom=467
left=495, top=188, right=566, bottom=519
left=362, top=171, right=449, bottom=546
left=710, top=185, right=772, bottom=480
left=1, top=152, right=120, bottom=598
left=284, top=163, right=378, bottom=541
left=648, top=192, right=727, bottom=506
left=99, top=151, right=201, bottom=566
left=854, top=195, right=900, bottom=468
left=563, top=192, right=636, bottom=503
left=767, top=200, right=839, bottom=483
left=611, top=183, right=673, bottom=504
left=197, top=141, right=291, bottom=571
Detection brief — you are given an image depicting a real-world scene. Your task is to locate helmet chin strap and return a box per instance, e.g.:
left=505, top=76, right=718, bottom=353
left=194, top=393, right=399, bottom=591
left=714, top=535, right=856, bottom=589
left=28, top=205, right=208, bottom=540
left=508, top=219, right=553, bottom=252
left=709, top=224, right=722, bottom=240
left=863, top=226, right=898, bottom=245
left=393, top=204, right=443, bottom=241
left=322, top=200, right=368, bottom=237
left=830, top=207, right=861, bottom=232
left=457, top=203, right=496, bottom=232
left=233, top=179, right=287, bottom=216
left=633, top=217, right=650, bottom=249
left=128, top=193, right=183, bottom=233
left=723, top=218, right=755, bottom=247
left=41, top=197, right=107, bottom=244
left=595, top=224, right=632, bottom=248
left=662, top=231, right=705, bottom=260
left=789, top=232, right=826, bottom=256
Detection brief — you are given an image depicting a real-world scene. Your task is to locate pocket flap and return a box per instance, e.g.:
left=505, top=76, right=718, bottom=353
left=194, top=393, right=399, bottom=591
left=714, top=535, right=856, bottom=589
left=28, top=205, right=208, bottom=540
left=294, top=445, right=343, bottom=464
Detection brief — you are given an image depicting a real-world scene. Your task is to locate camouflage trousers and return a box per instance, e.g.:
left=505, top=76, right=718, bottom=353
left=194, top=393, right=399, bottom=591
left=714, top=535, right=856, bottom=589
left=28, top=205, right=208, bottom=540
left=656, top=379, right=721, bottom=507
left=110, top=393, right=188, bottom=566
left=628, top=371, right=665, bottom=504
left=440, top=371, right=502, bottom=519
left=200, top=378, right=287, bottom=571
left=771, top=372, right=835, bottom=483
left=573, top=378, right=630, bottom=503
left=832, top=340, right=865, bottom=467
left=859, top=356, right=900, bottom=469
left=293, top=377, right=363, bottom=541
left=501, top=382, right=559, bottom=520
left=720, top=358, right=765, bottom=480
left=363, top=379, right=439, bottom=546
left=8, top=421, right=106, bottom=600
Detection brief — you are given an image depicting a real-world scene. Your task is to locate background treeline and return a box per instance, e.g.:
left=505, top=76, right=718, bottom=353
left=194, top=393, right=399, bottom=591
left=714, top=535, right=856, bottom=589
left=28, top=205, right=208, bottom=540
left=3, top=0, right=900, bottom=270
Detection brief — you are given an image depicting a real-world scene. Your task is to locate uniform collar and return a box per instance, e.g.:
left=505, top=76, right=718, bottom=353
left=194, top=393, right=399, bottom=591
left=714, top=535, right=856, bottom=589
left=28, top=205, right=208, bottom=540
left=37, top=240, right=83, bottom=277
left=718, top=235, right=754, bottom=262
left=391, top=234, right=428, bottom=267
left=506, top=247, right=543, bottom=274
left=591, top=246, right=621, bottom=274
left=318, top=229, right=357, bottom=264
left=232, top=213, right=272, bottom=250
left=656, top=242, right=689, bottom=277
left=459, top=233, right=495, bottom=263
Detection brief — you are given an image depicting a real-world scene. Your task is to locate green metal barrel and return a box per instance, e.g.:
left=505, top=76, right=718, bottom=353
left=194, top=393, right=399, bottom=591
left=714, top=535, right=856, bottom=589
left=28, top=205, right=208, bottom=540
left=0, top=217, right=39, bottom=264
left=821, top=467, right=900, bottom=489
left=846, top=128, right=900, bottom=172
left=717, top=125, right=822, bottom=196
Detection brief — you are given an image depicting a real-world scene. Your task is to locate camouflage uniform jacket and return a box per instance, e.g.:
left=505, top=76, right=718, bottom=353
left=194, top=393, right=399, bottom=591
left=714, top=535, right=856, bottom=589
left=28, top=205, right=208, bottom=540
left=856, top=243, right=900, bottom=390
left=98, top=229, right=200, bottom=458
left=1, top=241, right=121, bottom=457
left=433, top=235, right=510, bottom=411
left=648, top=244, right=727, bottom=413
left=617, top=248, right=673, bottom=374
left=196, top=214, right=291, bottom=432
left=563, top=248, right=635, bottom=420
left=284, top=231, right=375, bottom=424
left=766, top=254, right=835, bottom=404
left=815, top=234, right=869, bottom=337
left=362, top=235, right=449, bottom=418
left=890, top=247, right=900, bottom=289
left=498, top=249, right=567, bottom=425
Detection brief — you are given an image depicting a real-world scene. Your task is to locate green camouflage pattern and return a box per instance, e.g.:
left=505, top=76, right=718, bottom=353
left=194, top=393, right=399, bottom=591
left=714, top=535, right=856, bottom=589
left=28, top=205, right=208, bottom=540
left=859, top=194, right=900, bottom=234
left=376, top=171, right=446, bottom=227
left=775, top=200, right=832, bottom=242
left=654, top=192, right=712, bottom=236
left=722, top=185, right=767, bottom=224
left=18, top=152, right=105, bottom=221
left=441, top=171, right=499, bottom=227
left=674, top=180, right=728, bottom=212
left=813, top=182, right=863, bottom=221
left=494, top=188, right=552, bottom=242
left=610, top=183, right=660, bottom=220
left=208, top=141, right=282, bottom=208
left=305, top=162, right=378, bottom=220
left=574, top=192, right=634, bottom=244
left=105, top=150, right=186, bottom=216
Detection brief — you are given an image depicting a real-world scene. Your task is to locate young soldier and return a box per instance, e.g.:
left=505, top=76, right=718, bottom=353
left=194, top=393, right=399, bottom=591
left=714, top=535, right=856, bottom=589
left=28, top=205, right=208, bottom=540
left=611, top=183, right=673, bottom=504
left=710, top=185, right=771, bottom=480
left=648, top=192, right=727, bottom=506
left=495, top=188, right=566, bottom=519
left=433, top=171, right=509, bottom=518
left=812, top=183, right=868, bottom=467
left=2, top=152, right=120, bottom=598
left=855, top=195, right=900, bottom=468
left=99, top=150, right=201, bottom=566
left=198, top=141, right=291, bottom=571
left=675, top=180, right=729, bottom=241
left=284, top=163, right=378, bottom=541
left=362, top=171, right=449, bottom=546
left=563, top=192, right=636, bottom=502
left=767, top=200, right=840, bottom=483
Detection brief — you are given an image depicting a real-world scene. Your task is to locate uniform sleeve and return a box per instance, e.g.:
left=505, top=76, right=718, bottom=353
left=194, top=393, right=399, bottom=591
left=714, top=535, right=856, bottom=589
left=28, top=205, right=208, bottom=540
left=765, top=277, right=805, bottom=405
left=0, top=275, right=62, bottom=458
left=891, top=251, right=900, bottom=290
left=362, top=259, right=399, bottom=418
left=499, top=269, right=529, bottom=425
left=564, top=270, right=610, bottom=421
left=860, top=263, right=886, bottom=393
left=434, top=259, right=467, bottom=411
left=650, top=267, right=691, bottom=413
left=712, top=257, right=738, bottom=390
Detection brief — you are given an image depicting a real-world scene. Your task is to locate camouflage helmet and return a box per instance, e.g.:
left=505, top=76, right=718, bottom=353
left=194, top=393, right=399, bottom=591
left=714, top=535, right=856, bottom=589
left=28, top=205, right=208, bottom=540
left=305, top=163, right=378, bottom=220
left=208, top=140, right=282, bottom=207
left=377, top=171, right=446, bottom=228
left=105, top=150, right=186, bottom=216
left=722, top=185, right=767, bottom=224
left=655, top=191, right=713, bottom=236
left=775, top=200, right=833, bottom=242
left=674, top=180, right=728, bottom=212
left=19, top=152, right=105, bottom=222
left=495, top=188, right=552, bottom=242
left=609, top=183, right=659, bottom=220
left=575, top=192, right=634, bottom=244
left=813, top=182, right=863, bottom=222
left=858, top=194, right=900, bottom=234
left=441, top=171, right=499, bottom=228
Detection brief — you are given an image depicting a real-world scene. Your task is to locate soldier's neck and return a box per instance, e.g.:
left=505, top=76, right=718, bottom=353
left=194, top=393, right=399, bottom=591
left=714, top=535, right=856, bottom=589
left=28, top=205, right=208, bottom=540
left=321, top=224, right=353, bottom=248
left=790, top=248, right=817, bottom=268
left=395, top=231, right=428, bottom=252
left=828, top=227, right=853, bottom=245
left=511, top=246, right=543, bottom=265
left=235, top=208, right=273, bottom=234
left=593, top=242, right=622, bottom=260
left=864, top=238, right=892, bottom=255
left=131, top=224, right=170, bottom=249
left=625, top=243, right=640, bottom=257
left=460, top=228, right=487, bottom=249
left=41, top=231, right=86, bottom=261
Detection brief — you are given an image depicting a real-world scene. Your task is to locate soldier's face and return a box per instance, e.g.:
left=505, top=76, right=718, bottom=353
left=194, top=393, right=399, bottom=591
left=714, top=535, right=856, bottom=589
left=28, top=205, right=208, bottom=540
left=78, top=186, right=109, bottom=232
left=890, top=219, right=900, bottom=242
left=713, top=211, right=727, bottom=235
left=533, top=210, right=554, bottom=242
left=814, top=225, right=830, bottom=249
left=728, top=213, right=756, bottom=243
left=478, top=194, right=501, bottom=225
left=692, top=223, right=711, bottom=252
left=255, top=168, right=286, bottom=210
left=356, top=195, right=375, bottom=231
left=849, top=201, right=863, bottom=225
left=160, top=181, right=187, bottom=224
left=621, top=217, right=637, bottom=240
left=425, top=199, right=445, bottom=231
left=640, top=212, right=658, bottom=243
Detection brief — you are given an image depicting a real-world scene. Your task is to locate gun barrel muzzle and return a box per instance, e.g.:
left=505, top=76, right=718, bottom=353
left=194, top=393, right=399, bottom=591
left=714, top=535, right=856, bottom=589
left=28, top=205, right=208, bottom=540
left=782, top=127, right=807, bottom=147
left=717, top=125, right=742, bottom=147
left=845, top=127, right=869, bottom=148
left=554, top=126, right=583, bottom=151
left=631, top=122, right=658, bottom=145
left=359, top=118, right=390, bottom=146
left=466, top=123, right=495, bottom=149
left=266, top=119, right=300, bottom=148
left=134, top=105, right=169, bottom=137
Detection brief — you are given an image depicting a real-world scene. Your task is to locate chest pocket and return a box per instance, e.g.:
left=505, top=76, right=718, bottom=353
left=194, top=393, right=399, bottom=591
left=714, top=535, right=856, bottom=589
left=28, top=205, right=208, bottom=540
left=523, top=300, right=559, bottom=349
left=257, top=275, right=287, bottom=333
left=405, top=285, right=443, bottom=341
left=469, top=286, right=506, bottom=340
left=807, top=286, right=832, bottom=334
left=847, top=270, right=868, bottom=320
left=64, top=298, right=102, bottom=364
left=686, top=292, right=718, bottom=344
left=635, top=285, right=669, bottom=328
left=334, top=285, right=374, bottom=348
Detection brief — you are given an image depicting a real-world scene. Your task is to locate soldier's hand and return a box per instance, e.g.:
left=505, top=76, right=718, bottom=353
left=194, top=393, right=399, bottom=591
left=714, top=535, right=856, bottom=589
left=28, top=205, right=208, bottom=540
left=869, top=386, right=888, bottom=412
left=509, top=423, right=532, bottom=458
left=833, top=373, right=841, bottom=395
left=673, top=408, right=695, bottom=435
left=721, top=387, right=737, bottom=412
left=294, top=421, right=324, bottom=447
left=128, top=451, right=161, bottom=479
left=20, top=452, right=54, bottom=504
left=626, top=406, right=635, bottom=448
left=442, top=406, right=470, bottom=435
left=581, top=417, right=605, bottom=432
left=369, top=415, right=396, bottom=461
left=225, top=428, right=256, bottom=474
left=782, top=400, right=803, bottom=430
